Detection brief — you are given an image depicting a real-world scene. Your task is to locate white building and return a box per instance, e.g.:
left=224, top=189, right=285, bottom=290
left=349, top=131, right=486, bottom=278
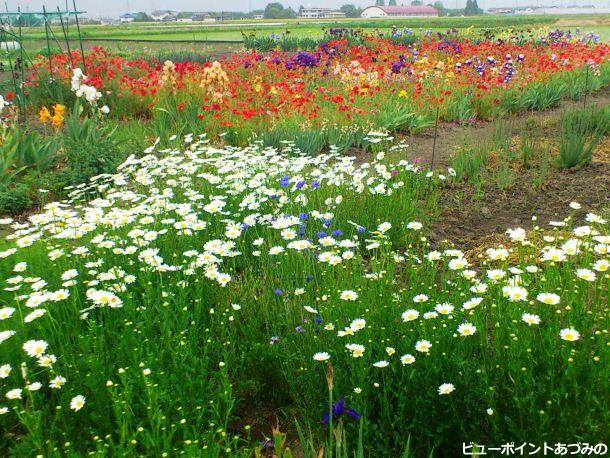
left=299, top=7, right=346, bottom=19
left=361, top=5, right=438, bottom=18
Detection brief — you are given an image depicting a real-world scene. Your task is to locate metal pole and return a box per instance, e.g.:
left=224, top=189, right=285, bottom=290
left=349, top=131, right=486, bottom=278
left=58, top=6, right=75, bottom=68
left=42, top=6, right=54, bottom=78
left=583, top=64, right=589, bottom=109
left=430, top=105, right=440, bottom=169
left=0, top=20, right=22, bottom=122
left=73, top=0, right=87, bottom=73
left=17, top=8, right=26, bottom=121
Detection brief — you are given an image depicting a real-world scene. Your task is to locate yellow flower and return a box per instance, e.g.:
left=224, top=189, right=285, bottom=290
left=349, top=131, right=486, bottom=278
left=49, top=104, right=65, bottom=128
left=39, top=106, right=51, bottom=123
left=51, top=114, right=64, bottom=128
left=398, top=89, right=408, bottom=98
left=53, top=103, right=66, bottom=116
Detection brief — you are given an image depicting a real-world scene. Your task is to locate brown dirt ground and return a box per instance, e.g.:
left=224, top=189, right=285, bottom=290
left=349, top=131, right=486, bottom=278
left=399, top=87, right=610, bottom=249
left=555, top=18, right=610, bottom=27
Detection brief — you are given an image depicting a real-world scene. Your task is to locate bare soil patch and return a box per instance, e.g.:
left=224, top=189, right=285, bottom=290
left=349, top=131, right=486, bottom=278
left=399, top=87, right=610, bottom=248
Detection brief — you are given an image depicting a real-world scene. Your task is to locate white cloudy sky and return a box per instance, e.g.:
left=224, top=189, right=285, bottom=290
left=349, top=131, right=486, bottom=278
left=8, top=0, right=610, bottom=17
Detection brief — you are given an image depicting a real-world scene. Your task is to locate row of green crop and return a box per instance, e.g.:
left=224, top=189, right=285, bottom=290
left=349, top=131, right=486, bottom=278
left=17, top=14, right=582, bottom=42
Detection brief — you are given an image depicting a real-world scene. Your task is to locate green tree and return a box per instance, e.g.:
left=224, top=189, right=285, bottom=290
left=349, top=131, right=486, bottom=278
left=134, top=12, right=153, bottom=22
left=389, top=0, right=397, bottom=5
left=411, top=0, right=423, bottom=4
left=375, top=0, right=386, bottom=6
left=432, top=1, right=446, bottom=15
left=472, top=0, right=483, bottom=14
left=264, top=2, right=285, bottom=18
left=340, top=4, right=363, bottom=17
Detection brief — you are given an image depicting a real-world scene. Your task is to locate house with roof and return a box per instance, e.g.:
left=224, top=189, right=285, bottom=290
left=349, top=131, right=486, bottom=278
left=361, top=5, right=438, bottom=18
left=151, top=10, right=177, bottom=21
left=192, top=12, right=216, bottom=22
left=119, top=12, right=138, bottom=23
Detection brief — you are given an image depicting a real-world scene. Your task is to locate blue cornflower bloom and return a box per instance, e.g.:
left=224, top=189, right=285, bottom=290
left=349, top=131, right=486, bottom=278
left=331, top=229, right=342, bottom=237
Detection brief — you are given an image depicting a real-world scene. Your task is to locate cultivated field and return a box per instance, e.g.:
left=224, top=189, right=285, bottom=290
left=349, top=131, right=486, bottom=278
left=0, top=15, right=609, bottom=457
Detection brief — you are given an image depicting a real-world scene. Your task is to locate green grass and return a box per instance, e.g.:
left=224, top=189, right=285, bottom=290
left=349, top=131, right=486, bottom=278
left=16, top=14, right=610, bottom=43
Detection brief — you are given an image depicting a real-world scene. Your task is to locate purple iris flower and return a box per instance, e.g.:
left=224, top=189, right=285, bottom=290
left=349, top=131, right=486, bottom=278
left=262, top=438, right=274, bottom=449
left=322, top=397, right=360, bottom=425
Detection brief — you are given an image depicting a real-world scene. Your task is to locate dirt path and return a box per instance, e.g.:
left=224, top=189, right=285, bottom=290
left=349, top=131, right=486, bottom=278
left=405, top=86, right=610, bottom=167
left=399, top=87, right=610, bottom=248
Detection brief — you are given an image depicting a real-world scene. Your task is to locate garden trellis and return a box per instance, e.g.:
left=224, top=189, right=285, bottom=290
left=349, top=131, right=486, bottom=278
left=0, top=1, right=86, bottom=121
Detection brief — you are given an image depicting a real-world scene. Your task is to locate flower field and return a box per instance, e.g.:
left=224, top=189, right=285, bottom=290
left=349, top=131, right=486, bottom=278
left=0, top=26, right=609, bottom=456
left=27, top=29, right=610, bottom=154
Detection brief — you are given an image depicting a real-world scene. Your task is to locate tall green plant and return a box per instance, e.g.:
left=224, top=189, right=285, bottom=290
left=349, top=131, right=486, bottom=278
left=556, top=107, right=608, bottom=169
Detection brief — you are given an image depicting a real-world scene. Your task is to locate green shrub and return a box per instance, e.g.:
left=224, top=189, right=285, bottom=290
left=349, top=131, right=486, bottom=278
left=62, top=132, right=124, bottom=187
left=62, top=108, right=126, bottom=186
left=0, top=182, right=32, bottom=214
